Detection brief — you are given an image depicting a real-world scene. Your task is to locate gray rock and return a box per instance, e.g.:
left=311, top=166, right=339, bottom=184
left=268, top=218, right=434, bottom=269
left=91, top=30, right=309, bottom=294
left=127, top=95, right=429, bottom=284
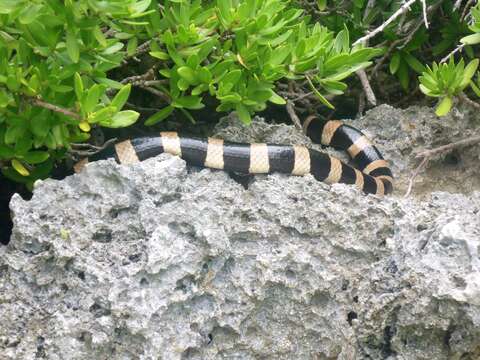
left=1, top=106, right=480, bottom=359
left=348, top=104, right=480, bottom=196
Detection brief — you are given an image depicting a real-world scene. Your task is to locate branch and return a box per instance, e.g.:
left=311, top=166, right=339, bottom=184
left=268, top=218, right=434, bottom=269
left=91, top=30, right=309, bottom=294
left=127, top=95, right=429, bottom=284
left=405, top=133, right=480, bottom=197
left=356, top=69, right=377, bottom=106
left=139, top=86, right=171, bottom=103
left=459, top=93, right=480, bottom=109
left=371, top=0, right=442, bottom=76
left=461, top=0, right=475, bottom=20
left=121, top=40, right=152, bottom=65
left=286, top=100, right=303, bottom=131
left=440, top=44, right=465, bottom=63
left=420, top=0, right=429, bottom=28
left=29, top=98, right=81, bottom=120
left=70, top=138, right=117, bottom=157
left=106, top=66, right=165, bottom=97
left=454, top=0, right=463, bottom=11
left=353, top=0, right=419, bottom=46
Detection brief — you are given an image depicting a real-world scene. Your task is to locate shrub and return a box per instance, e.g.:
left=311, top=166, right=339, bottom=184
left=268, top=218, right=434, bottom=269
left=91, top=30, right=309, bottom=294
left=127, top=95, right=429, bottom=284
left=0, top=0, right=378, bottom=187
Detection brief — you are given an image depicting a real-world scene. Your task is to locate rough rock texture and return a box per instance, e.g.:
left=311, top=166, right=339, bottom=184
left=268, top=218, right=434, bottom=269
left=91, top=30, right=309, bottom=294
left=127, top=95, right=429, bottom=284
left=348, top=104, right=480, bottom=196
left=1, top=105, right=480, bottom=359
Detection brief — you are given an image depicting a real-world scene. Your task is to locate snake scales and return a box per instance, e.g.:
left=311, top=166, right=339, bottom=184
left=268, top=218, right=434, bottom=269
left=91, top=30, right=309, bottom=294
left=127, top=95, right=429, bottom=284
left=74, top=116, right=393, bottom=196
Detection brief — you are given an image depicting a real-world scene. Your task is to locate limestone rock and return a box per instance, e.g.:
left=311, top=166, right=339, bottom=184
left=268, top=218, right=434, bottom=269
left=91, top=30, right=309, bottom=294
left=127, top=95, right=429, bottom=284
left=1, top=106, right=480, bottom=359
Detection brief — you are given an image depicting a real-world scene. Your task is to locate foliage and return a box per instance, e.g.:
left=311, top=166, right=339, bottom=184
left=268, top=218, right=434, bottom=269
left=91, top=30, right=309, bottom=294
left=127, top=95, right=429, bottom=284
left=0, top=0, right=378, bottom=187
left=0, top=0, right=147, bottom=186
left=419, top=58, right=479, bottom=115
left=303, top=0, right=480, bottom=114
left=1, top=0, right=480, bottom=188
left=145, top=0, right=380, bottom=125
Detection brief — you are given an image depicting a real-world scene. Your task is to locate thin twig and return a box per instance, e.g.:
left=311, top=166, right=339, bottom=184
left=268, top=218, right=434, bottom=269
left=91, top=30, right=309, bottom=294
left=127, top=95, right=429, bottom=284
left=106, top=66, right=160, bottom=96
left=371, top=0, right=442, bottom=76
left=353, top=0, right=419, bottom=46
left=121, top=40, right=152, bottom=65
left=461, top=0, right=475, bottom=21
left=286, top=100, right=303, bottom=131
left=70, top=138, right=118, bottom=157
left=404, top=156, right=429, bottom=197
left=29, top=98, right=81, bottom=120
left=372, top=39, right=403, bottom=77
left=440, top=44, right=465, bottom=63
left=357, top=92, right=366, bottom=117
left=356, top=69, right=377, bottom=106
left=404, top=133, right=480, bottom=197
left=416, top=134, right=480, bottom=159
left=459, top=93, right=480, bottom=109
left=454, top=0, right=463, bottom=11
left=420, top=0, right=429, bottom=28
left=139, top=86, right=171, bottom=102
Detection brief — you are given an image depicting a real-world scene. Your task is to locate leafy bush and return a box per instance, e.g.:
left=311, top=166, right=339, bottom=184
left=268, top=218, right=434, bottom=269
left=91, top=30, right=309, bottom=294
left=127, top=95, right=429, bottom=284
left=1, top=0, right=480, bottom=188
left=303, top=0, right=480, bottom=114
left=419, top=58, right=478, bottom=116
left=0, top=0, right=379, bottom=187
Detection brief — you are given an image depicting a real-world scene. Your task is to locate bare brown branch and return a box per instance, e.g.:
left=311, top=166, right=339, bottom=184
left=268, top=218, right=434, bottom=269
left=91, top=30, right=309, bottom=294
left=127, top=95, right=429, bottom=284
left=405, top=133, right=480, bottom=197
left=29, top=98, right=81, bottom=120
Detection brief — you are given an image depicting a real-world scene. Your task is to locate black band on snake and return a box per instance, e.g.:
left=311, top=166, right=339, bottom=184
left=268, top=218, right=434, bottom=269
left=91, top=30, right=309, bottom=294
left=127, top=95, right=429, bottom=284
left=74, top=117, right=394, bottom=196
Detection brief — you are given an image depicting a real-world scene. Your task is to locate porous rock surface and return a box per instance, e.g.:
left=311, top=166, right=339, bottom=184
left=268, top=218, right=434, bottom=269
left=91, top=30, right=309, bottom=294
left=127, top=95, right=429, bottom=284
left=1, top=106, right=480, bottom=359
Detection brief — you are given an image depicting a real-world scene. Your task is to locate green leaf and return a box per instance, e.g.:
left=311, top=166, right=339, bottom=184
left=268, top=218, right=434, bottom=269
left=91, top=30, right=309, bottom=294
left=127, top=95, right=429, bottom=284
left=306, top=75, right=334, bottom=109
left=403, top=53, right=425, bottom=74
left=334, top=27, right=349, bottom=53
left=127, top=37, right=138, bottom=57
left=89, top=106, right=117, bottom=123
left=83, top=84, right=103, bottom=113
left=389, top=52, right=401, bottom=75
left=11, top=159, right=29, bottom=176
left=19, top=4, right=42, bottom=24
left=0, top=89, right=12, bottom=108
left=95, top=78, right=123, bottom=89
left=172, top=96, right=204, bottom=109
left=397, top=62, right=410, bottom=91
left=0, top=0, right=20, bottom=14
left=177, top=66, right=197, bottom=83
left=111, top=84, right=131, bottom=110
left=222, top=70, right=242, bottom=86
left=470, top=81, right=480, bottom=98
left=460, top=33, right=480, bottom=45
left=197, top=67, right=212, bottom=84
left=145, top=105, right=174, bottom=126
left=269, top=91, right=286, bottom=105
left=460, top=59, right=479, bottom=90
left=5, top=125, right=25, bottom=145
left=179, top=108, right=196, bottom=124
left=100, top=110, right=139, bottom=128
left=218, top=93, right=242, bottom=103
left=317, top=0, right=327, bottom=11
left=236, top=103, right=251, bottom=124
left=150, top=51, right=170, bottom=60
left=0, top=144, right=14, bottom=159
left=23, top=151, right=50, bottom=164
left=93, top=26, right=107, bottom=47
left=102, top=43, right=124, bottom=55
left=419, top=84, right=436, bottom=97
left=74, top=72, right=84, bottom=101
left=435, top=96, right=453, bottom=116
left=15, top=135, right=33, bottom=155
left=66, top=29, right=80, bottom=63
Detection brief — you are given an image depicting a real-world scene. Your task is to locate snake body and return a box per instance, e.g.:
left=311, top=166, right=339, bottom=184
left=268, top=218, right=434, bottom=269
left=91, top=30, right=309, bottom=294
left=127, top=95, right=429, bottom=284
left=74, top=117, right=393, bottom=195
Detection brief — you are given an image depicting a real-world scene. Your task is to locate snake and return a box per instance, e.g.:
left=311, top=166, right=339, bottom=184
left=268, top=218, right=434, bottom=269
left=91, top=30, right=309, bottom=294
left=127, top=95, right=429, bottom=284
left=74, top=116, right=393, bottom=195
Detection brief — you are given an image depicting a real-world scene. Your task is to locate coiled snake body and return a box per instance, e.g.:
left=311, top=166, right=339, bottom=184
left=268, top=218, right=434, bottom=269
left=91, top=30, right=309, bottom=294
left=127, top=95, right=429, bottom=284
left=74, top=117, right=393, bottom=195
